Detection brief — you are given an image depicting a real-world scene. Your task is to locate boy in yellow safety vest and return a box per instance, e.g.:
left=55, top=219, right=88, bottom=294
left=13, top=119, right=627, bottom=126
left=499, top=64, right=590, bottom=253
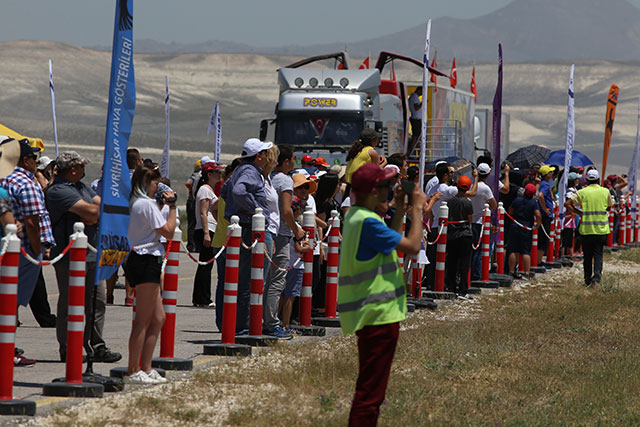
left=338, top=163, right=427, bottom=426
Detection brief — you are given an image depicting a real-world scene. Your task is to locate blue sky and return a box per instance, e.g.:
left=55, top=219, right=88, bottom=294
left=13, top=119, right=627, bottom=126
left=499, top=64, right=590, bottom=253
left=0, top=0, right=520, bottom=46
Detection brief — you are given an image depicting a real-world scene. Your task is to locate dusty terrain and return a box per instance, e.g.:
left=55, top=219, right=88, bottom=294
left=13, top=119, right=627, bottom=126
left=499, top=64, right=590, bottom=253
left=1, top=40, right=639, bottom=195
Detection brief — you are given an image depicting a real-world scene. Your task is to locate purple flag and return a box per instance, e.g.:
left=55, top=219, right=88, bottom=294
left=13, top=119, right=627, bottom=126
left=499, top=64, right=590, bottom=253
left=491, top=44, right=503, bottom=199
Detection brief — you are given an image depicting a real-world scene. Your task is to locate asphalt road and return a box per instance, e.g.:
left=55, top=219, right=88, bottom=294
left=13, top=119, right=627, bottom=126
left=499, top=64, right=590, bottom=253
left=8, top=250, right=344, bottom=417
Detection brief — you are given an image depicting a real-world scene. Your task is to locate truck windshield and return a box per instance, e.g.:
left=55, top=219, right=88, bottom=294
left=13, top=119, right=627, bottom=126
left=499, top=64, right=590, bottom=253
left=275, top=113, right=363, bottom=148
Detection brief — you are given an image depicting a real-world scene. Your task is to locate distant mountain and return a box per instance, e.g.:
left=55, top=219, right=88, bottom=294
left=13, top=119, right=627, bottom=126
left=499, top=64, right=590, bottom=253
left=90, top=0, right=640, bottom=61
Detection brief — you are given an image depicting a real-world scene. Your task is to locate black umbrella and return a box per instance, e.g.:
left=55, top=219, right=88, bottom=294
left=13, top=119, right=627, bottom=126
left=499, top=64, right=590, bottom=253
left=505, top=145, right=551, bottom=170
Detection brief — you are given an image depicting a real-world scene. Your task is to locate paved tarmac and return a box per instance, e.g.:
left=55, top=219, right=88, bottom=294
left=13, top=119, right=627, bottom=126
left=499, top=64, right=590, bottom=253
left=9, top=250, right=344, bottom=417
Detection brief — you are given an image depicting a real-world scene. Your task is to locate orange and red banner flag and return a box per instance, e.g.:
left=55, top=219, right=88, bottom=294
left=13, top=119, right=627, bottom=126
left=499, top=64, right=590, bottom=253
left=430, top=50, right=438, bottom=91
left=359, top=56, right=370, bottom=69
left=601, top=84, right=620, bottom=183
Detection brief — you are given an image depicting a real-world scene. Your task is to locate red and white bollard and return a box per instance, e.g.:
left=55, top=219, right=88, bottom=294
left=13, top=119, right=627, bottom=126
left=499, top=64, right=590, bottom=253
left=471, top=204, right=499, bottom=288
left=531, top=225, right=539, bottom=265
left=0, top=225, right=35, bottom=415
left=626, top=198, right=633, bottom=245
left=434, top=201, right=448, bottom=293
left=204, top=216, right=252, bottom=356
left=618, top=200, right=626, bottom=246
left=411, top=255, right=420, bottom=297
left=312, top=210, right=342, bottom=328
left=607, top=203, right=614, bottom=248
left=237, top=209, right=278, bottom=345
left=43, top=223, right=103, bottom=397
left=397, top=215, right=406, bottom=272
left=294, top=206, right=325, bottom=336
left=496, top=202, right=505, bottom=274
left=481, top=205, right=491, bottom=282
left=300, top=206, right=315, bottom=327
left=633, top=196, right=640, bottom=243
left=248, top=209, right=265, bottom=336
left=554, top=205, right=562, bottom=259
left=153, top=219, right=192, bottom=371
left=546, top=203, right=556, bottom=263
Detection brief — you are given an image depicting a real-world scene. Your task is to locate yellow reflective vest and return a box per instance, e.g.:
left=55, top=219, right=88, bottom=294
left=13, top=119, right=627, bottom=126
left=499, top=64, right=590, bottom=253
left=577, top=184, right=611, bottom=235
left=338, top=206, right=406, bottom=335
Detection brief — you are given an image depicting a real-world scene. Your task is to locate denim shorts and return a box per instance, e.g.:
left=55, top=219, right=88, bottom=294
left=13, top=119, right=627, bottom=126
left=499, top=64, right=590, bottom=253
left=282, top=268, right=303, bottom=297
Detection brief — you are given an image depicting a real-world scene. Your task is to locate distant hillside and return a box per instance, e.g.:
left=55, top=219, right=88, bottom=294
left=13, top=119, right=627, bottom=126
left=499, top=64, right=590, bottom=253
left=89, top=0, right=640, bottom=62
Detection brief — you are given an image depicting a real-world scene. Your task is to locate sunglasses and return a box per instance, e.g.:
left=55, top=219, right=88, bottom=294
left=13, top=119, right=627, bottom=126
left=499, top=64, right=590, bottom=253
left=298, top=184, right=310, bottom=190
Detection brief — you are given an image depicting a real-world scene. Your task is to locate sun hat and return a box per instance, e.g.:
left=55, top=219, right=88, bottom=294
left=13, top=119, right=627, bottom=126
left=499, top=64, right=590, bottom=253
left=292, top=173, right=318, bottom=193
left=0, top=137, right=21, bottom=178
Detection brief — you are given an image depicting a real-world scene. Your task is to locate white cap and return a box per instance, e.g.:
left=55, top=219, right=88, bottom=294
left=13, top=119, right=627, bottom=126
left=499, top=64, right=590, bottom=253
left=241, top=138, right=273, bottom=158
left=477, top=163, right=491, bottom=175
left=200, top=155, right=213, bottom=165
left=587, top=169, right=600, bottom=181
left=384, top=164, right=401, bottom=175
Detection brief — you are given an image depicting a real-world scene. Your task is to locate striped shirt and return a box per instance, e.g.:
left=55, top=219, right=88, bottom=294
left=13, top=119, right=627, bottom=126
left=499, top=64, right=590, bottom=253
left=0, top=166, right=55, bottom=248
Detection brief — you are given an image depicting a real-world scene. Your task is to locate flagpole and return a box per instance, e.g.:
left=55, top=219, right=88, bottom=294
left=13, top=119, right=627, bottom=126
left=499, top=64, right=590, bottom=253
left=214, top=102, right=222, bottom=163
left=558, top=64, right=575, bottom=230
left=160, top=75, right=170, bottom=178
left=48, top=59, right=59, bottom=157
left=419, top=19, right=431, bottom=191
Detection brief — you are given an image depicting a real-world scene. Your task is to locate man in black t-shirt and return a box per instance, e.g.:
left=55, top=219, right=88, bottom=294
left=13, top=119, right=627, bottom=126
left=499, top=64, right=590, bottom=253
left=46, top=151, right=121, bottom=363
left=445, top=176, right=474, bottom=297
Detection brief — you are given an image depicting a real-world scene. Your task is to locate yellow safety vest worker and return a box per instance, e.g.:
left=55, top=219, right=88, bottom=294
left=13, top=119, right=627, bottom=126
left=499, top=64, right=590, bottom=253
left=337, top=206, right=406, bottom=335
left=577, top=184, right=611, bottom=235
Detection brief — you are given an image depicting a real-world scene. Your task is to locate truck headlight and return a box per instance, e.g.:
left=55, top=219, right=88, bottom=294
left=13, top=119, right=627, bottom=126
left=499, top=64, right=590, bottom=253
left=340, top=78, right=349, bottom=88
left=324, top=78, right=334, bottom=87
left=294, top=77, right=304, bottom=88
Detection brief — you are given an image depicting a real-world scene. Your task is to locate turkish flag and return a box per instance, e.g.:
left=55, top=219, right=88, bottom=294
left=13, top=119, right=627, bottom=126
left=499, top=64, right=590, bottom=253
left=359, top=56, right=370, bottom=69
left=450, top=58, right=458, bottom=89
left=471, top=66, right=477, bottom=101
left=311, top=118, right=329, bottom=137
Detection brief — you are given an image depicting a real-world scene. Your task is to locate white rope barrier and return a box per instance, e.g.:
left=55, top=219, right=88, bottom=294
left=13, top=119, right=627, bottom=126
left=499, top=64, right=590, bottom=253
left=20, top=233, right=80, bottom=266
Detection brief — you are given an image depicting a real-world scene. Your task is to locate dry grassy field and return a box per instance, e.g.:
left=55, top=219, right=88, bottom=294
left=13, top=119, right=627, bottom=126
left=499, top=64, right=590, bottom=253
left=32, top=248, right=640, bottom=426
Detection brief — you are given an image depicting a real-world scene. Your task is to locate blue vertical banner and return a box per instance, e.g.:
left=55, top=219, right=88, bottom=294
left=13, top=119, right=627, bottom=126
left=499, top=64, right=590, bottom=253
left=419, top=19, right=431, bottom=191
left=558, top=64, right=575, bottom=226
left=160, top=75, right=170, bottom=177
left=213, top=102, right=222, bottom=163
left=491, top=43, right=503, bottom=199
left=96, top=0, right=136, bottom=282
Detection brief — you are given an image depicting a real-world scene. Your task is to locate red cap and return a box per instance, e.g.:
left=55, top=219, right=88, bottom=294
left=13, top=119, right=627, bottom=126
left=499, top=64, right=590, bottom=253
left=457, top=176, right=471, bottom=190
left=351, top=163, right=398, bottom=194
left=315, top=157, right=330, bottom=167
left=301, top=155, right=314, bottom=164
left=524, top=183, right=537, bottom=197
left=202, top=162, right=224, bottom=174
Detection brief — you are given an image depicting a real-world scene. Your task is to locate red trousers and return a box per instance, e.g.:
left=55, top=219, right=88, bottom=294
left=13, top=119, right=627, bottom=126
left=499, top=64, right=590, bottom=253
left=349, top=322, right=400, bottom=426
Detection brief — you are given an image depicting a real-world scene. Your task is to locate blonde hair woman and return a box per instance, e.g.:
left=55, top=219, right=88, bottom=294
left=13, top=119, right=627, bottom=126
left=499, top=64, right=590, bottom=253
left=263, top=144, right=280, bottom=272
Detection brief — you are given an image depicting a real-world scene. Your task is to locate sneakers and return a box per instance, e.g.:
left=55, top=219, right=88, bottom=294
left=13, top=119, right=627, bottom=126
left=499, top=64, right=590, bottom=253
left=145, top=369, right=167, bottom=383
left=267, top=326, right=293, bottom=340
left=91, top=346, right=122, bottom=363
left=14, top=355, right=36, bottom=367
left=124, top=370, right=159, bottom=385
left=124, top=297, right=134, bottom=307
left=457, top=293, right=474, bottom=301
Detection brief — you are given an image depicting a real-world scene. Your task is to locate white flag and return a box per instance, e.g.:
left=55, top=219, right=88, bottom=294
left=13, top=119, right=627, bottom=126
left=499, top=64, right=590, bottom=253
left=558, top=64, right=575, bottom=225
left=419, top=19, right=431, bottom=191
left=49, top=59, right=59, bottom=157
left=160, top=76, right=170, bottom=178
left=207, top=102, right=222, bottom=163
left=627, top=97, right=640, bottom=210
